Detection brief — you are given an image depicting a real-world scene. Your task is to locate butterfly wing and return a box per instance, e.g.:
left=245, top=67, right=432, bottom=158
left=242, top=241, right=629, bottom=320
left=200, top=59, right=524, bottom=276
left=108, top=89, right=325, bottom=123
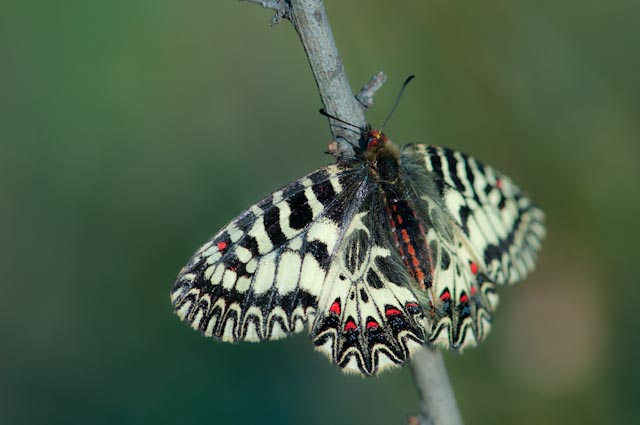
left=418, top=214, right=498, bottom=350
left=170, top=163, right=367, bottom=342
left=398, top=144, right=545, bottom=349
left=172, top=158, right=430, bottom=376
left=310, top=179, right=428, bottom=375
left=404, top=144, right=545, bottom=285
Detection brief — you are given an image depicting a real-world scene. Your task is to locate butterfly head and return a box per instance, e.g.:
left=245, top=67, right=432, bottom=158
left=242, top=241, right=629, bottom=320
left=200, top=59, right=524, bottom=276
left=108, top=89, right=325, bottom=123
left=360, top=128, right=396, bottom=159
left=366, top=129, right=388, bottom=149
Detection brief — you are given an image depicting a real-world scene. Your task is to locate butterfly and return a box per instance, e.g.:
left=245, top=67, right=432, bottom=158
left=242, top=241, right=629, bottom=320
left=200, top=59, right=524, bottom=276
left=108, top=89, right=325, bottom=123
left=170, top=107, right=545, bottom=376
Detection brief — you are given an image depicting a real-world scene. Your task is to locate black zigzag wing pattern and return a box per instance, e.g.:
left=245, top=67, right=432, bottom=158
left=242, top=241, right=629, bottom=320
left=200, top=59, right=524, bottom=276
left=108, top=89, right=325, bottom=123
left=403, top=145, right=545, bottom=285
left=309, top=179, right=429, bottom=375
left=171, top=163, right=367, bottom=342
left=395, top=144, right=545, bottom=349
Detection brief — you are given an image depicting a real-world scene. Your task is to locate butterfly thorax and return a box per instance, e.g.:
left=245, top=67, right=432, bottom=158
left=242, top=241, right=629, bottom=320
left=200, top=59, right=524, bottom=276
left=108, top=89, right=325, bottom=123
left=357, top=131, right=436, bottom=293
left=361, top=130, right=401, bottom=184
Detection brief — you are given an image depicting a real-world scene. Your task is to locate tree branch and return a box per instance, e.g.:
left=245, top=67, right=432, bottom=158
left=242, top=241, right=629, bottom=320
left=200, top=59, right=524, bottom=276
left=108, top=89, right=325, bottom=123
left=287, top=0, right=366, bottom=141
left=243, top=1, right=464, bottom=424
left=409, top=348, right=464, bottom=425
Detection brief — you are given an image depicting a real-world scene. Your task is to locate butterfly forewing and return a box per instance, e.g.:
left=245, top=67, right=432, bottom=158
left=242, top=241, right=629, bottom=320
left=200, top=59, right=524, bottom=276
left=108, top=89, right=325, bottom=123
left=404, top=145, right=546, bottom=285
left=171, top=163, right=366, bottom=342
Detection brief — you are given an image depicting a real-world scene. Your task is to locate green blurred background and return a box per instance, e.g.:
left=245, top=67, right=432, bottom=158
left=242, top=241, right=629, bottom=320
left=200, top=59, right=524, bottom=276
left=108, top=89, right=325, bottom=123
left=3, top=1, right=639, bottom=424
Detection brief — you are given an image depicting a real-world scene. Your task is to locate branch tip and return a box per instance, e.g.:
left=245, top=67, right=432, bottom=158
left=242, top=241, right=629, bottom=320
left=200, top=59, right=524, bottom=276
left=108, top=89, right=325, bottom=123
left=356, top=71, right=388, bottom=109
left=243, top=0, right=291, bottom=24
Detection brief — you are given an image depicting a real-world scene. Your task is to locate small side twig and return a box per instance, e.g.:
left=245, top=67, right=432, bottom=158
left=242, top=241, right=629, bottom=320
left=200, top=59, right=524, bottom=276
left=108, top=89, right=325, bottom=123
left=356, top=71, right=388, bottom=109
left=243, top=0, right=291, bottom=25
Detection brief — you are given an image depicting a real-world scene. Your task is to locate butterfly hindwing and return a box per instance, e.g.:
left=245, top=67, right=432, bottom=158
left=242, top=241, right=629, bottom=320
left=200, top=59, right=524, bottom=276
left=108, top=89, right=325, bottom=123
left=422, top=224, right=497, bottom=350
left=310, top=186, right=428, bottom=375
left=397, top=144, right=543, bottom=349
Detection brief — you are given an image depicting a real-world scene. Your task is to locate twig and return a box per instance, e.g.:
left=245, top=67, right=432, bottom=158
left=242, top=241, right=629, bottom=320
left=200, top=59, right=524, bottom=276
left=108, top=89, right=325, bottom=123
left=243, top=0, right=290, bottom=25
left=409, top=348, right=464, bottom=425
left=356, top=71, right=387, bottom=109
left=246, top=0, right=366, bottom=142
left=243, top=1, right=464, bottom=424
left=287, top=0, right=367, bottom=140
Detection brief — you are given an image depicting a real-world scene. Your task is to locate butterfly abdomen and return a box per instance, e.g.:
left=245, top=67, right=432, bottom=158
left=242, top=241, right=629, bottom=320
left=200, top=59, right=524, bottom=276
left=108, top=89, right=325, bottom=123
left=384, top=198, right=434, bottom=292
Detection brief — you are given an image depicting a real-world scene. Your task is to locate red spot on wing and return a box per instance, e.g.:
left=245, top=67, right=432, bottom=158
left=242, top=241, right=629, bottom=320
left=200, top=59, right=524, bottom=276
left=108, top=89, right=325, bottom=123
left=470, top=286, right=477, bottom=296
left=366, top=321, right=379, bottom=329
left=344, top=320, right=357, bottom=331
left=329, top=301, right=341, bottom=315
left=405, top=302, right=422, bottom=314
left=460, top=294, right=469, bottom=303
left=440, top=291, right=451, bottom=301
left=496, top=178, right=503, bottom=189
left=217, top=241, right=228, bottom=251
left=385, top=307, right=402, bottom=316
left=470, top=262, right=479, bottom=275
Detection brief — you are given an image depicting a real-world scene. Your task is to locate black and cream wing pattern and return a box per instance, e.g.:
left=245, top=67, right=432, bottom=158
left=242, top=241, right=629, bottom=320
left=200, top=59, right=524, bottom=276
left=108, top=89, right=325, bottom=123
left=171, top=134, right=545, bottom=376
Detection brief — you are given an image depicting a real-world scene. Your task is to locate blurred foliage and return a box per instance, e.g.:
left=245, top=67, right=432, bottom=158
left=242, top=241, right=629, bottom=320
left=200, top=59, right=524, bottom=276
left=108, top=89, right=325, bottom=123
left=2, top=1, right=639, bottom=424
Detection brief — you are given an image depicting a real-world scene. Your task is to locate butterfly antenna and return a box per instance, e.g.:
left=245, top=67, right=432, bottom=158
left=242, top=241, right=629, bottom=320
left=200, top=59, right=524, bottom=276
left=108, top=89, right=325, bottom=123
left=380, top=75, right=415, bottom=131
left=319, top=109, right=368, bottom=133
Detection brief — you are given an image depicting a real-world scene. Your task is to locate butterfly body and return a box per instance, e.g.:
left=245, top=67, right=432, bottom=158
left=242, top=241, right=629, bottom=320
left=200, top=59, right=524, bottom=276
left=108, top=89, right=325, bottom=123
left=171, top=132, right=545, bottom=375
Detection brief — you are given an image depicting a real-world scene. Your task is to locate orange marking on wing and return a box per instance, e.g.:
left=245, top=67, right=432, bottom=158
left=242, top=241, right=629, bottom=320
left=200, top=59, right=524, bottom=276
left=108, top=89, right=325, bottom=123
left=401, top=229, right=410, bottom=243
left=415, top=269, right=425, bottom=289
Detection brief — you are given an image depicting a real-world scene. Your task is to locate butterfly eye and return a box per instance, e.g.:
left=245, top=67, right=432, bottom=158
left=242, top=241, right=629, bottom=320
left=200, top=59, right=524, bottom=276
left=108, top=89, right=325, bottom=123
left=367, top=131, right=387, bottom=149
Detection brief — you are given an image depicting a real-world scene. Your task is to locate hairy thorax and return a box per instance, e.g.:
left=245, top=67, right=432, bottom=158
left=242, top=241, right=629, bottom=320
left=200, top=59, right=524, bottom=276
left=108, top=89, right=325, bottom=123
left=361, top=130, right=402, bottom=184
